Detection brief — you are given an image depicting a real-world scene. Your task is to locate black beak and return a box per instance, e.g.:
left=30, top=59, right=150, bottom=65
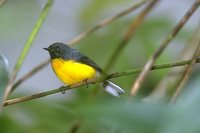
left=43, top=48, right=49, bottom=51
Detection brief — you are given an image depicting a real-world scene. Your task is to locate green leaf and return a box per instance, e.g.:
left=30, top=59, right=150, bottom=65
left=0, top=53, right=9, bottom=103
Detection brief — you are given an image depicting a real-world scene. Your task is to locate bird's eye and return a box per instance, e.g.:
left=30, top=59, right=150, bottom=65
left=55, top=46, right=60, bottom=51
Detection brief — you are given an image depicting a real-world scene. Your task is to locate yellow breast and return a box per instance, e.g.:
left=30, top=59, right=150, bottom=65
left=51, top=58, right=97, bottom=85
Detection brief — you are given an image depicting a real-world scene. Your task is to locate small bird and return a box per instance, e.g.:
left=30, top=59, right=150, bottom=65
left=44, top=42, right=125, bottom=96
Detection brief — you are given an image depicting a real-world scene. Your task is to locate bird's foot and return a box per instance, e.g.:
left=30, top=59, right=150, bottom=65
left=59, top=85, right=70, bottom=94
left=83, top=79, right=89, bottom=88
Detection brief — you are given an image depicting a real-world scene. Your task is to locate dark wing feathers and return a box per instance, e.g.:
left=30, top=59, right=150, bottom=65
left=71, top=50, right=103, bottom=73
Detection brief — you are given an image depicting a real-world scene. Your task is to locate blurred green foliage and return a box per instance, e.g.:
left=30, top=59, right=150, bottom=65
left=2, top=88, right=200, bottom=133
left=0, top=0, right=41, bottom=41
left=0, top=0, right=198, bottom=133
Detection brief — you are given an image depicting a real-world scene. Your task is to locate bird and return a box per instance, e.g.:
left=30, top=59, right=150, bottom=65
left=43, top=42, right=125, bottom=96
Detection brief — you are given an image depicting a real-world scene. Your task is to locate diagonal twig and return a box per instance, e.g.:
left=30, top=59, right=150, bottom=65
left=68, top=0, right=148, bottom=45
left=2, top=0, right=53, bottom=104
left=104, top=0, right=159, bottom=72
left=12, top=59, right=50, bottom=91
left=3, top=58, right=200, bottom=107
left=130, top=0, right=200, bottom=97
left=146, top=22, right=200, bottom=101
left=170, top=40, right=200, bottom=103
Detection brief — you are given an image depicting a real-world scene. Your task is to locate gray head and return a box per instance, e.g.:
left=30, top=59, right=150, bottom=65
left=43, top=42, right=71, bottom=59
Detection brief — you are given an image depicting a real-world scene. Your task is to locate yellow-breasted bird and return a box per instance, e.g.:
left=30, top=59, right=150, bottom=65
left=44, top=42, right=125, bottom=96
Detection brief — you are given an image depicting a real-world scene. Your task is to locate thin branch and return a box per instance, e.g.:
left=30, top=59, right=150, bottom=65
left=68, top=0, right=148, bottom=45
left=2, top=0, right=53, bottom=102
left=104, top=0, right=159, bottom=72
left=146, top=21, right=200, bottom=101
left=107, top=58, right=200, bottom=79
left=170, top=41, right=200, bottom=103
left=12, top=1, right=148, bottom=92
left=12, top=59, right=50, bottom=91
left=4, top=80, right=97, bottom=107
left=3, top=58, right=200, bottom=107
left=130, top=0, right=200, bottom=97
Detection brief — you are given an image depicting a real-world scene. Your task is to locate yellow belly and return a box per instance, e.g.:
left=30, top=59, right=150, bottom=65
left=51, top=58, right=97, bottom=85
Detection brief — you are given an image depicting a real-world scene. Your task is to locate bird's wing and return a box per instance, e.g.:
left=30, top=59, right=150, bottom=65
left=71, top=50, right=104, bottom=73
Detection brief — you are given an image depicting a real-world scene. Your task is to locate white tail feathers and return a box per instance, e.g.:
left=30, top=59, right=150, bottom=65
left=102, top=80, right=125, bottom=97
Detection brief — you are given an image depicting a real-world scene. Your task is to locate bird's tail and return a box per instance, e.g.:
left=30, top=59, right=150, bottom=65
left=101, top=80, right=125, bottom=97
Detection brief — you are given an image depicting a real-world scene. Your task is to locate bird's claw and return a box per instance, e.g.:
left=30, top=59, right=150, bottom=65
left=59, top=86, right=69, bottom=94
left=83, top=79, right=89, bottom=88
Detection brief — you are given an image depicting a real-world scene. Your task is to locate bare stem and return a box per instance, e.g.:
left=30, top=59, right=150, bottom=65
left=130, top=0, right=200, bottom=97
left=145, top=22, right=200, bottom=101
left=104, top=0, right=159, bottom=72
left=170, top=41, right=200, bottom=103
left=68, top=0, right=148, bottom=45
left=3, top=58, right=200, bottom=107
left=2, top=0, right=53, bottom=103
left=12, top=59, right=50, bottom=91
